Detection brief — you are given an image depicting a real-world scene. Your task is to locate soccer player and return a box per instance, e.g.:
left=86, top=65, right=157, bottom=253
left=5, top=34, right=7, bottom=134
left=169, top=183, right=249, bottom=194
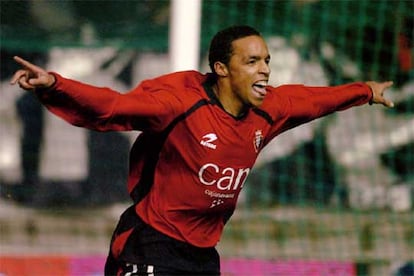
left=10, top=25, right=394, bottom=275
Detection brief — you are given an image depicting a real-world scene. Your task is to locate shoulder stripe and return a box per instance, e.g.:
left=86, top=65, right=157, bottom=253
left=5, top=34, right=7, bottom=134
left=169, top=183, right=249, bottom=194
left=253, top=108, right=273, bottom=125
left=167, top=99, right=210, bottom=132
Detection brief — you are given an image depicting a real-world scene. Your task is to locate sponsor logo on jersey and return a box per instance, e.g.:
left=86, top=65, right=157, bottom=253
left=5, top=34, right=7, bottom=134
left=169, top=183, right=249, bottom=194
left=205, top=189, right=235, bottom=198
left=198, top=163, right=250, bottom=191
left=205, top=190, right=235, bottom=208
left=253, top=129, right=264, bottom=152
left=200, top=133, right=218, bottom=149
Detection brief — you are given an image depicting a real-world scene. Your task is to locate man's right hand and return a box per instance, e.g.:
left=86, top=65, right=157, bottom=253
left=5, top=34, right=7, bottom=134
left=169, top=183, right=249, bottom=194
left=10, top=56, right=55, bottom=91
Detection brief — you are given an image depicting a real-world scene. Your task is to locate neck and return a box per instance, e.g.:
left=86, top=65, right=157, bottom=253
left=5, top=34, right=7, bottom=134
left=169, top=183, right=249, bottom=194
left=213, top=83, right=246, bottom=117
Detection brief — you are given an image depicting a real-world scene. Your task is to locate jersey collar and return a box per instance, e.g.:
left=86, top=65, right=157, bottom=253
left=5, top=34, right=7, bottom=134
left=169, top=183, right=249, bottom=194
left=202, top=74, right=249, bottom=120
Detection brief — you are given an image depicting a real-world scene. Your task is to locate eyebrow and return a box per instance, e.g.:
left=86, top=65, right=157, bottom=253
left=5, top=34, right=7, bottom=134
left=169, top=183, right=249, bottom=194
left=246, top=54, right=271, bottom=61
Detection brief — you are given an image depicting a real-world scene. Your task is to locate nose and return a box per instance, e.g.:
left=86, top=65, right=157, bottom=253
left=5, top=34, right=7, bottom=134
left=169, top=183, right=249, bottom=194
left=260, top=61, right=270, bottom=76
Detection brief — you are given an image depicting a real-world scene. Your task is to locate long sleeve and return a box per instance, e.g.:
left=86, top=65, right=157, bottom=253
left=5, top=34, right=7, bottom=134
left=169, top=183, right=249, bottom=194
left=263, top=82, right=372, bottom=139
left=34, top=73, right=182, bottom=132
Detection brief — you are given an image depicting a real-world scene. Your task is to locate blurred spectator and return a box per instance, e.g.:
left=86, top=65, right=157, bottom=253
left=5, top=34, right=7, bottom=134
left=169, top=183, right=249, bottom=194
left=11, top=52, right=47, bottom=203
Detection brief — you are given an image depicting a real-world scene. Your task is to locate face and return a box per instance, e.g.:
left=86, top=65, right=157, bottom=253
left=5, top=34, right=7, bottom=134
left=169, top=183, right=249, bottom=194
left=218, top=35, right=271, bottom=112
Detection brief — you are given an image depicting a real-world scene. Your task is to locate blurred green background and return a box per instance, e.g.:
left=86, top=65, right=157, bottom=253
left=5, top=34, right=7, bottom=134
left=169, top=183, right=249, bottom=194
left=1, top=1, right=413, bottom=275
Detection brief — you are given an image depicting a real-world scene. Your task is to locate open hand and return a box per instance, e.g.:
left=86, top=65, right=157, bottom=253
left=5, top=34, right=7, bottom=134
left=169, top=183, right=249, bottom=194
left=366, top=81, right=394, bottom=108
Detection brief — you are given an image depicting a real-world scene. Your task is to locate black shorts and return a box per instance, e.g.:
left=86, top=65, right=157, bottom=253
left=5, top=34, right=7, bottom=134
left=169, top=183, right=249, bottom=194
left=105, top=205, right=220, bottom=275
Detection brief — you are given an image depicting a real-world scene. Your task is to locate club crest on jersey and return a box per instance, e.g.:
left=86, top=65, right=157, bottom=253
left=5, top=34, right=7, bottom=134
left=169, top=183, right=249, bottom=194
left=253, top=130, right=263, bottom=152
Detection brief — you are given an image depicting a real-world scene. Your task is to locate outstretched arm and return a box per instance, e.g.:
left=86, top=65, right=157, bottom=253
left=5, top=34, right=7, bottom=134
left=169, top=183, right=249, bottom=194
left=10, top=56, right=56, bottom=90
left=265, top=81, right=395, bottom=138
left=9, top=56, right=123, bottom=131
left=9, top=56, right=181, bottom=132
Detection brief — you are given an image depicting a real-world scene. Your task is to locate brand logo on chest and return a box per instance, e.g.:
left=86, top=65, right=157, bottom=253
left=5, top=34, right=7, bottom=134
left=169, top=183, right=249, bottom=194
left=200, top=133, right=218, bottom=149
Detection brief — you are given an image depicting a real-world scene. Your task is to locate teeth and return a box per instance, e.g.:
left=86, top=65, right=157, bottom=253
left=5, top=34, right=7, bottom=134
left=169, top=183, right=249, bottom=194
left=254, top=81, right=267, bottom=87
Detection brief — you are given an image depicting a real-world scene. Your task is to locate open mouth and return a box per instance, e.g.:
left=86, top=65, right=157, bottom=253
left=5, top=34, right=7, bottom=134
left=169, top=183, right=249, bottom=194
left=253, top=81, right=268, bottom=96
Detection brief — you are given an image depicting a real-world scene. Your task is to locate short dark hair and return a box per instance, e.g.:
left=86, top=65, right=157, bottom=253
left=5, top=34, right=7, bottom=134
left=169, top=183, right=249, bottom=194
left=208, top=25, right=261, bottom=74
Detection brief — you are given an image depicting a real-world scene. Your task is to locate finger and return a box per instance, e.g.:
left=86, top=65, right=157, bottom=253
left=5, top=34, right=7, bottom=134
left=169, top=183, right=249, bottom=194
left=382, top=81, right=394, bottom=90
left=17, top=77, right=35, bottom=90
left=384, top=99, right=394, bottom=108
left=28, top=77, right=47, bottom=86
left=13, top=56, right=42, bottom=72
left=10, top=70, right=28, bottom=85
left=10, top=69, right=35, bottom=90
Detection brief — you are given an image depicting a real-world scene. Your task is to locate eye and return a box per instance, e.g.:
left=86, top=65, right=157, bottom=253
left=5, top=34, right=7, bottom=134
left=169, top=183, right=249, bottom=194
left=248, top=59, right=257, bottom=64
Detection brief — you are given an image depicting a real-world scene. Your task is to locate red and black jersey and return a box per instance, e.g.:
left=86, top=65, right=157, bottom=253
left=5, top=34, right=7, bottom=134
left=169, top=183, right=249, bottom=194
left=35, top=71, right=372, bottom=247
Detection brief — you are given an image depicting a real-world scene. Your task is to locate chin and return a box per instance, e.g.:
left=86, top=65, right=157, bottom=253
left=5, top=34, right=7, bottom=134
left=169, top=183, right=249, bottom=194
left=251, top=99, right=264, bottom=108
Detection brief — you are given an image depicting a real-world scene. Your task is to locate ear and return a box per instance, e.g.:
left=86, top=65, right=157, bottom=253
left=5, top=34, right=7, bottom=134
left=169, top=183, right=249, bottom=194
left=213, top=61, right=228, bottom=77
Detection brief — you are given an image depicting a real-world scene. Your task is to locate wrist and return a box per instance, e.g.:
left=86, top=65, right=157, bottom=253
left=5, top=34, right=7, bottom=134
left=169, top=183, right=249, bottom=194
left=365, top=82, right=374, bottom=105
left=47, top=73, right=56, bottom=88
left=35, top=73, right=57, bottom=92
